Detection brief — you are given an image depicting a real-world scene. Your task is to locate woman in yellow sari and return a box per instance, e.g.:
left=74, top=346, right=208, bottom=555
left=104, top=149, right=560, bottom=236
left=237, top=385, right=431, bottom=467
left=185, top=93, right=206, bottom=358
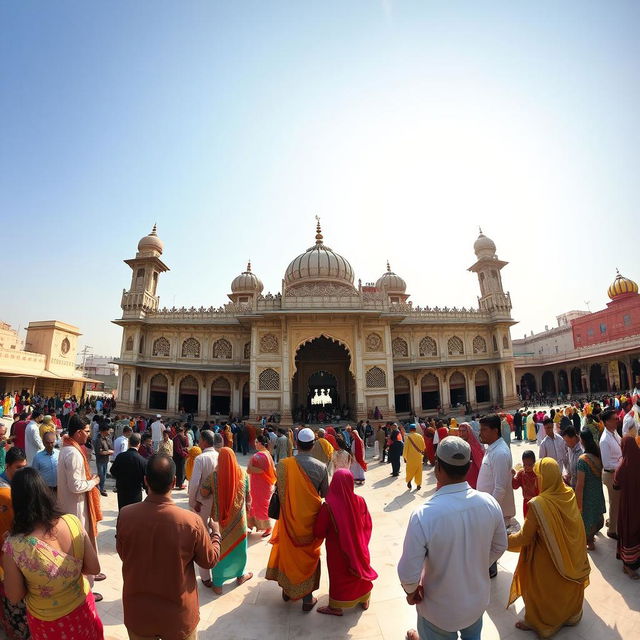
left=507, top=458, right=590, bottom=638
left=185, top=446, right=201, bottom=482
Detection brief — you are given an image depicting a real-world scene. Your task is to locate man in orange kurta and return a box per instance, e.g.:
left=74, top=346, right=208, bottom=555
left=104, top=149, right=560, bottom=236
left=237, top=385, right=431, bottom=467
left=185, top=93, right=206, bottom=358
left=266, top=428, right=328, bottom=611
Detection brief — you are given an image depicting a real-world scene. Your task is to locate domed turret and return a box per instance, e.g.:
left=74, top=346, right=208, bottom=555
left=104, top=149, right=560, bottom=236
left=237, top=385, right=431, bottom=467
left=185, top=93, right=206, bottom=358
left=473, top=227, right=496, bottom=259
left=376, top=261, right=407, bottom=293
left=231, top=261, right=264, bottom=294
left=284, top=219, right=355, bottom=292
left=137, top=224, right=164, bottom=255
left=608, top=270, right=638, bottom=300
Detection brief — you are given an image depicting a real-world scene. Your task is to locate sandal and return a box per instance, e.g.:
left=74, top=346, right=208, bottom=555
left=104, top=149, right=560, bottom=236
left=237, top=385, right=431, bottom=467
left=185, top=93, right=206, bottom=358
left=282, top=591, right=290, bottom=602
left=623, top=566, right=640, bottom=580
left=261, top=529, right=272, bottom=538
left=317, top=606, right=343, bottom=616
left=94, top=573, right=107, bottom=582
left=302, top=597, right=318, bottom=612
left=92, top=592, right=103, bottom=603
left=201, top=579, right=213, bottom=588
left=212, top=585, right=223, bottom=595
left=236, top=572, right=253, bottom=586
left=406, top=631, right=420, bottom=640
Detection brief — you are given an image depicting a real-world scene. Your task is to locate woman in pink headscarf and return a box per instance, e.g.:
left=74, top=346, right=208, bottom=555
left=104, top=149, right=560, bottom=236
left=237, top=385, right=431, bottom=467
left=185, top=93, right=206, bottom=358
left=313, top=469, right=378, bottom=615
left=458, top=422, right=485, bottom=489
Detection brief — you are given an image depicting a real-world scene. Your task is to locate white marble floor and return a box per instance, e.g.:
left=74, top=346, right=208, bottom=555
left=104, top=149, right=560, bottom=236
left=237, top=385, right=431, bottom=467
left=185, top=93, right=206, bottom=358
left=89, top=438, right=640, bottom=640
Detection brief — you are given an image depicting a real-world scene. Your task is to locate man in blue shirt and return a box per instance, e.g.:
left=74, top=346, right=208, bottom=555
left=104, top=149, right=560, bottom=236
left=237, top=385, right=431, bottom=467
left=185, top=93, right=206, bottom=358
left=31, top=431, right=59, bottom=491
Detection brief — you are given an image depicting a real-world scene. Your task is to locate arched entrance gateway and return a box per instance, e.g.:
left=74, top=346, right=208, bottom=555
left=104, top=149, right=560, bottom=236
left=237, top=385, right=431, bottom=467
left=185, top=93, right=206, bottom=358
left=291, top=336, right=355, bottom=422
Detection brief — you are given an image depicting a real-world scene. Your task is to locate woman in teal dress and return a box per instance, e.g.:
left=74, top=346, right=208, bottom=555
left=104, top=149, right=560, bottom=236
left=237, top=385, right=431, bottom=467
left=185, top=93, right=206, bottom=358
left=201, top=447, right=253, bottom=594
left=575, top=429, right=606, bottom=550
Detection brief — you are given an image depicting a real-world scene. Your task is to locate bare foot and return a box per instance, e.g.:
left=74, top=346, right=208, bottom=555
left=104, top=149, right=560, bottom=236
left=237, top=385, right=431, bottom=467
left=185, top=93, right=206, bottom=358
left=406, top=631, right=420, bottom=640
left=515, top=620, right=533, bottom=631
left=212, top=585, right=223, bottom=595
left=236, top=572, right=253, bottom=586
left=623, top=566, right=640, bottom=580
left=361, top=599, right=370, bottom=610
left=261, top=529, right=272, bottom=538
left=317, top=605, right=343, bottom=616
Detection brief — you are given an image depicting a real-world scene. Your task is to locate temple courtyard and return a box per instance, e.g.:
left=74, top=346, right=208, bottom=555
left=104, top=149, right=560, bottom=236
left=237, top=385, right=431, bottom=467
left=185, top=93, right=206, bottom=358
left=85, top=437, right=639, bottom=640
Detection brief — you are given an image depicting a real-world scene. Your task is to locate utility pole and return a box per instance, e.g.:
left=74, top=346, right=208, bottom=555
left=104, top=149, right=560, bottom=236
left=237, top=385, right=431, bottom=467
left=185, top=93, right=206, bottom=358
left=80, top=345, right=93, bottom=374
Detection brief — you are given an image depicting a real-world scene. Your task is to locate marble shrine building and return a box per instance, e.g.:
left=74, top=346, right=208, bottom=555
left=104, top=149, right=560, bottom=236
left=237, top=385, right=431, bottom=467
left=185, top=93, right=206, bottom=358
left=114, top=222, right=518, bottom=423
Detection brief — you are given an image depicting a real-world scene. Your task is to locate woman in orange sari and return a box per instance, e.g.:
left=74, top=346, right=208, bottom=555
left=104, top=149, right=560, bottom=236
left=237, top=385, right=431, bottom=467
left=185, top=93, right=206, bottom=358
left=223, top=425, right=233, bottom=449
left=507, top=458, right=590, bottom=637
left=201, top=448, right=252, bottom=594
left=247, top=435, right=276, bottom=538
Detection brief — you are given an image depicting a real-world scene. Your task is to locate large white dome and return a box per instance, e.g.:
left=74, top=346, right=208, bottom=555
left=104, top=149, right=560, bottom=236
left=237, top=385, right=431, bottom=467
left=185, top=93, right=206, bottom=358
left=284, top=221, right=355, bottom=290
left=473, top=228, right=496, bottom=259
left=375, top=261, right=407, bottom=293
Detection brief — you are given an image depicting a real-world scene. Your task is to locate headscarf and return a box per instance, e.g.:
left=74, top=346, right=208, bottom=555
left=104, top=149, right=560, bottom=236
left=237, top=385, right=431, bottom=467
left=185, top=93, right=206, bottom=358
left=214, top=447, right=245, bottom=529
left=325, top=469, right=378, bottom=582
left=185, top=445, right=201, bottom=481
left=529, top=458, right=590, bottom=584
left=458, top=422, right=484, bottom=465
left=324, top=426, right=339, bottom=451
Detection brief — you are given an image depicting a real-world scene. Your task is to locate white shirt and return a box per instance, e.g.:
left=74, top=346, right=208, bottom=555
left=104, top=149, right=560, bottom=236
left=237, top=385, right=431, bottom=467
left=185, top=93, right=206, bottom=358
left=398, top=482, right=507, bottom=632
left=539, top=434, right=567, bottom=468
left=600, top=429, right=622, bottom=471
left=622, top=409, right=639, bottom=436
left=25, top=420, right=44, bottom=464
left=150, top=420, right=164, bottom=442
left=187, top=446, right=219, bottom=511
left=476, top=438, right=515, bottom=521
left=113, top=434, right=129, bottom=458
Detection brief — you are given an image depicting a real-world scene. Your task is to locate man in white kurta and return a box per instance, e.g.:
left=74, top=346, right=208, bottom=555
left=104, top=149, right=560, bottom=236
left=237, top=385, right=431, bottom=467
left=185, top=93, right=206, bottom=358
left=187, top=429, right=219, bottom=584
left=57, top=418, right=102, bottom=591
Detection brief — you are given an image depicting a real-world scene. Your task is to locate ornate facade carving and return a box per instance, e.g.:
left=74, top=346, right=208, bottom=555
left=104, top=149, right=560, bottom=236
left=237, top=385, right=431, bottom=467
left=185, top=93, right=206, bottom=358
left=258, top=368, right=280, bottom=390
left=243, top=342, right=251, bottom=359
left=213, top=338, right=232, bottom=359
left=366, top=333, right=383, bottom=352
left=181, top=338, right=200, bottom=358
left=286, top=282, right=355, bottom=297
left=366, top=366, right=386, bottom=388
left=448, top=336, right=464, bottom=356
left=153, top=337, right=171, bottom=357
left=472, top=335, right=487, bottom=354
left=260, top=333, right=279, bottom=353
left=392, top=337, right=409, bottom=357
left=419, top=336, right=437, bottom=357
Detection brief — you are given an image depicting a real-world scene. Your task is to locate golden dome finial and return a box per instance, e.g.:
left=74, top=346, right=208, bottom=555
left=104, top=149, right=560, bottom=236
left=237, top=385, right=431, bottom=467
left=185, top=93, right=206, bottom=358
left=151, top=223, right=157, bottom=236
left=386, top=260, right=391, bottom=272
left=315, top=215, right=323, bottom=244
left=246, top=260, right=252, bottom=273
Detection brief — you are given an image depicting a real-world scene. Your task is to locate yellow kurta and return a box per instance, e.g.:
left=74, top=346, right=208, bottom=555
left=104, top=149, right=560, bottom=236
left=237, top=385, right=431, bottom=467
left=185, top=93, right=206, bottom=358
left=403, top=432, right=425, bottom=487
left=508, top=510, right=585, bottom=637
left=526, top=415, right=536, bottom=441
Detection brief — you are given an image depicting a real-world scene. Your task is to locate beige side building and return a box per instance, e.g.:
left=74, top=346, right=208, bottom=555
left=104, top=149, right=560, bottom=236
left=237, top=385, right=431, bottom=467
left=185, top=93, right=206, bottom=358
left=114, top=222, right=519, bottom=423
left=0, top=320, right=96, bottom=397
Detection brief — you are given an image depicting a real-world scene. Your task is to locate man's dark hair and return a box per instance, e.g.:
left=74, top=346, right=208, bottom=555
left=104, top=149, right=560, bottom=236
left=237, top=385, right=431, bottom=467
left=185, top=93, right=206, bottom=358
left=5, top=447, right=26, bottom=466
left=478, top=414, right=501, bottom=432
left=129, top=433, right=141, bottom=447
left=435, top=457, right=470, bottom=480
left=298, top=439, right=314, bottom=452
left=145, top=454, right=176, bottom=493
left=543, top=417, right=554, bottom=426
left=522, top=450, right=536, bottom=462
left=141, top=432, right=152, bottom=443
left=563, top=426, right=577, bottom=439
left=19, top=412, right=27, bottom=420
left=68, top=415, right=89, bottom=437
left=99, top=423, right=110, bottom=432
left=200, top=430, right=214, bottom=447
left=31, top=410, right=42, bottom=420
left=601, top=408, right=617, bottom=424
left=123, top=426, right=132, bottom=435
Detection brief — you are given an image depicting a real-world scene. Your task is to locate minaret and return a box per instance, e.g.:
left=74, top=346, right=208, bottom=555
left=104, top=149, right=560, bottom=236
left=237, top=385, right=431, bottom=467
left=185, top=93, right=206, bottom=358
left=121, top=224, right=170, bottom=318
left=468, top=228, right=511, bottom=313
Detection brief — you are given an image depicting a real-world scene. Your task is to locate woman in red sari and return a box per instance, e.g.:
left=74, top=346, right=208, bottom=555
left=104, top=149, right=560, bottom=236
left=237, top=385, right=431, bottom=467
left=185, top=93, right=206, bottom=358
left=324, top=426, right=339, bottom=451
left=314, top=469, right=377, bottom=615
left=457, top=422, right=484, bottom=489
left=247, top=435, right=276, bottom=538
left=423, top=424, right=436, bottom=465
left=614, top=436, right=640, bottom=579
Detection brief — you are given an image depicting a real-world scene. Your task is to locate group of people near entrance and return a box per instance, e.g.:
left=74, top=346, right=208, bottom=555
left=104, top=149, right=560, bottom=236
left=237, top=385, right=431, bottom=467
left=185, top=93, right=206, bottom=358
left=0, top=394, right=638, bottom=639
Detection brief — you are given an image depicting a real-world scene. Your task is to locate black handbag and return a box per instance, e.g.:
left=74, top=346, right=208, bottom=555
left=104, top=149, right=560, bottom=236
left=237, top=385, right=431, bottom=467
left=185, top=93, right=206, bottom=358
left=268, top=487, right=280, bottom=520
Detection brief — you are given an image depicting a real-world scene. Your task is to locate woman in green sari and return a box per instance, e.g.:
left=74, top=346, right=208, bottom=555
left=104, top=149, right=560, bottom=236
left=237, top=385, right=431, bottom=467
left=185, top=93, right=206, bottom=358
left=201, top=447, right=253, bottom=594
left=575, top=428, right=606, bottom=550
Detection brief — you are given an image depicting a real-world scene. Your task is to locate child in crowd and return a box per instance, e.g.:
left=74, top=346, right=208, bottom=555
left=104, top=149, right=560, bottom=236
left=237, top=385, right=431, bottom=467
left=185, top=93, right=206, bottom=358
left=511, top=450, right=539, bottom=517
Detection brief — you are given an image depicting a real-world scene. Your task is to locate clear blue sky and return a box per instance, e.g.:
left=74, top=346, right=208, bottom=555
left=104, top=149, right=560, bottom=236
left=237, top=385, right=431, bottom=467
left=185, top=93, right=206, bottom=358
left=2, top=1, right=639, bottom=355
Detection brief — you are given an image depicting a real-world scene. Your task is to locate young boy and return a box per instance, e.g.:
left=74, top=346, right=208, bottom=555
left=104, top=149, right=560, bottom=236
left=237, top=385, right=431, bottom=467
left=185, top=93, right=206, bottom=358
left=511, top=450, right=539, bottom=517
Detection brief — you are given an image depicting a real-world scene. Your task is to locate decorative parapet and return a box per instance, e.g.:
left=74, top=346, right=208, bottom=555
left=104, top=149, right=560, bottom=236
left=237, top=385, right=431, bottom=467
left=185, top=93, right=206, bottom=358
left=0, top=347, right=47, bottom=370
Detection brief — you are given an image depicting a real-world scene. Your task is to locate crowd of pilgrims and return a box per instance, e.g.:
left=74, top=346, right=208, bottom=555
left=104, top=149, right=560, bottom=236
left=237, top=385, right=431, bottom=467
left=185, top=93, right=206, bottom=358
left=0, top=390, right=637, bottom=639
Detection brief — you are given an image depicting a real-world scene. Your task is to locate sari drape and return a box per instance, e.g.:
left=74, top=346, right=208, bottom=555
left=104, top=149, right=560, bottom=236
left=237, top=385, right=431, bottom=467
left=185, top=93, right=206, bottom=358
left=507, top=458, right=590, bottom=638
left=265, top=457, right=322, bottom=599
left=248, top=449, right=275, bottom=530
left=614, top=437, right=640, bottom=569
left=458, top=423, right=484, bottom=489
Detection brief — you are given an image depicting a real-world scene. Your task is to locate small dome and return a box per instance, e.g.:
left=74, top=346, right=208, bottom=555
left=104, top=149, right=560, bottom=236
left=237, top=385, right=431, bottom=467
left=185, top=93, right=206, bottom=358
left=231, top=261, right=264, bottom=294
left=284, top=219, right=355, bottom=289
left=137, top=224, right=163, bottom=254
left=376, top=261, right=407, bottom=293
left=473, top=227, right=496, bottom=259
left=608, top=270, right=638, bottom=300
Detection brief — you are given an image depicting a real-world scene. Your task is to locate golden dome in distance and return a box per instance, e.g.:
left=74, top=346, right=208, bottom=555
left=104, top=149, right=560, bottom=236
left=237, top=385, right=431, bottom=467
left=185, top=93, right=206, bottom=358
left=137, top=224, right=164, bottom=254
left=473, top=227, right=497, bottom=259
left=376, top=261, right=407, bottom=293
left=607, top=269, right=639, bottom=300
left=284, top=218, right=355, bottom=289
left=231, top=261, right=264, bottom=294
